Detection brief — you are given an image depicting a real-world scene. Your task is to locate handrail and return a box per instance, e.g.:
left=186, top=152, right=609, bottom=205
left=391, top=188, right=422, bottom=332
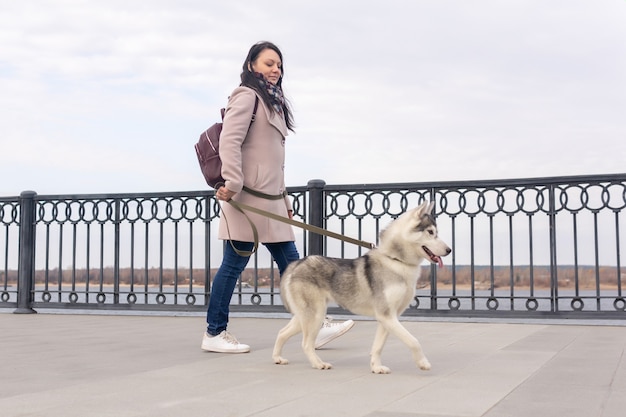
left=0, top=173, right=624, bottom=319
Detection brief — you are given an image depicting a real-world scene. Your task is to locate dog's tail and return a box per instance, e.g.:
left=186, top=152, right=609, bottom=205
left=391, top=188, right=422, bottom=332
left=279, top=258, right=307, bottom=314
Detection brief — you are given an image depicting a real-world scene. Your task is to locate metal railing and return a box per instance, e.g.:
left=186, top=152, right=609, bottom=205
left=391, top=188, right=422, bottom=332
left=1, top=174, right=624, bottom=319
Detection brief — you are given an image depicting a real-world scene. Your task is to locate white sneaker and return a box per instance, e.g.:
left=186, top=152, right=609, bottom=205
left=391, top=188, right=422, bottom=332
left=201, top=331, right=250, bottom=353
left=315, top=317, right=355, bottom=349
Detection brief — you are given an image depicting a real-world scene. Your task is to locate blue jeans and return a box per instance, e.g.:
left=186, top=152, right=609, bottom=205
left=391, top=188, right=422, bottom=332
left=206, top=240, right=300, bottom=335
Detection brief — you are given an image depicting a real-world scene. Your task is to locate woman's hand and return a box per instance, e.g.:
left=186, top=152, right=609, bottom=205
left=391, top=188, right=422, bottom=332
left=216, top=186, right=236, bottom=201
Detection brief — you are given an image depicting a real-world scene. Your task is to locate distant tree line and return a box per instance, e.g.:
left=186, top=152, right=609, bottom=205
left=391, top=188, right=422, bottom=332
left=1, top=265, right=623, bottom=289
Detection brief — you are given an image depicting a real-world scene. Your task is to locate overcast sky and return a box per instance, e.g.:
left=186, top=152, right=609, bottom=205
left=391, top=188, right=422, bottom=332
left=1, top=0, right=625, bottom=197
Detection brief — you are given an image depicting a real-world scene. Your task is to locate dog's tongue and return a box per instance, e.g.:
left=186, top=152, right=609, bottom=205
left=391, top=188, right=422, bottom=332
left=423, top=246, right=444, bottom=268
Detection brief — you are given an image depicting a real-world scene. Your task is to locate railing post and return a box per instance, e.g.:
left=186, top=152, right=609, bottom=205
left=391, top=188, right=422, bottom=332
left=15, top=191, right=37, bottom=314
left=307, top=179, right=326, bottom=256
left=429, top=189, right=438, bottom=310
left=113, top=199, right=121, bottom=304
left=548, top=184, right=558, bottom=313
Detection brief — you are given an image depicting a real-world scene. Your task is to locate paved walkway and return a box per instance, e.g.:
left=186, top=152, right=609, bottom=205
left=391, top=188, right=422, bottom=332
left=1, top=311, right=625, bottom=417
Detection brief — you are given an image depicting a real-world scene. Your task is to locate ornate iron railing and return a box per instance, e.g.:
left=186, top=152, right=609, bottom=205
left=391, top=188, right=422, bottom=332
left=1, top=174, right=624, bottom=319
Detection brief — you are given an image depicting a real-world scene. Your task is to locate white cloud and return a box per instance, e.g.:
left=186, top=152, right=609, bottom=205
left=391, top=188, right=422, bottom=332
left=0, top=0, right=625, bottom=196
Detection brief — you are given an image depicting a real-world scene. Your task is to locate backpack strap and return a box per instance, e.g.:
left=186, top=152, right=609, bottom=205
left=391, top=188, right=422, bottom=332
left=220, top=96, right=258, bottom=124
left=250, top=96, right=259, bottom=123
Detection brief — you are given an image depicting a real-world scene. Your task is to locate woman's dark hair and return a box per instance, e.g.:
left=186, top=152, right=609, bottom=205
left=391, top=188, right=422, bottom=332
left=241, top=41, right=295, bottom=132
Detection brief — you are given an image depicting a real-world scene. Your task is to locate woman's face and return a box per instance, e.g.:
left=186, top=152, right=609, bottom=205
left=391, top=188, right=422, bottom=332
left=251, top=48, right=282, bottom=85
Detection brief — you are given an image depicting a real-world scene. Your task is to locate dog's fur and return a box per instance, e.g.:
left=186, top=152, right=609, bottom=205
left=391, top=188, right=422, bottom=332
left=272, top=202, right=451, bottom=373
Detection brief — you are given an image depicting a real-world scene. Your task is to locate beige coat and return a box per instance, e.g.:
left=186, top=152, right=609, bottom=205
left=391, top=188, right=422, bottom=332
left=217, top=86, right=295, bottom=243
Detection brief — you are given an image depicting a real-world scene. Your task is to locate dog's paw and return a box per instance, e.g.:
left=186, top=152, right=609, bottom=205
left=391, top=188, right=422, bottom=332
left=273, top=356, right=289, bottom=365
left=418, top=358, right=431, bottom=371
left=313, top=361, right=333, bottom=370
left=371, top=365, right=391, bottom=374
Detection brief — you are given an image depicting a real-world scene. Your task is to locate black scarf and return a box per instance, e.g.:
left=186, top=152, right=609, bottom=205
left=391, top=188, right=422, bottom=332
left=253, top=72, right=284, bottom=115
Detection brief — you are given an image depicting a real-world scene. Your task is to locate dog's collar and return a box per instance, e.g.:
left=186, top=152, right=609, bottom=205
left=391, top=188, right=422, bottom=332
left=382, top=253, right=420, bottom=267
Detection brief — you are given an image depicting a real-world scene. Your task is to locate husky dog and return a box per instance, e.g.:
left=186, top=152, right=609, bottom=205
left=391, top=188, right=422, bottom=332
left=272, top=201, right=451, bottom=374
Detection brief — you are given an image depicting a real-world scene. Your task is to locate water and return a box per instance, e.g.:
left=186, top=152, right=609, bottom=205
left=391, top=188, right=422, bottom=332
left=1, top=285, right=623, bottom=314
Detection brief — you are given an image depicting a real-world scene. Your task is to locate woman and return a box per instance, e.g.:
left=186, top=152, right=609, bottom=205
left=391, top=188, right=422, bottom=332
left=202, top=41, right=354, bottom=353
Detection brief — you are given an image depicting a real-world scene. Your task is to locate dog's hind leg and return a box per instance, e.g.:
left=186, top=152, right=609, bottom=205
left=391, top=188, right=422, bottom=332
left=301, top=308, right=333, bottom=370
left=370, top=323, right=391, bottom=374
left=272, top=316, right=302, bottom=365
left=379, top=316, right=431, bottom=371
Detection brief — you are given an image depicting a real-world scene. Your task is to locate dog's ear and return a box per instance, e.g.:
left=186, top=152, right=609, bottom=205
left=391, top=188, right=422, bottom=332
left=416, top=201, right=434, bottom=217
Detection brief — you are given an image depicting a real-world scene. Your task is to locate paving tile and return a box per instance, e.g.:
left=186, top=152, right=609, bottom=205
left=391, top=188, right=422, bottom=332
left=1, top=313, right=624, bottom=417
left=482, top=380, right=608, bottom=417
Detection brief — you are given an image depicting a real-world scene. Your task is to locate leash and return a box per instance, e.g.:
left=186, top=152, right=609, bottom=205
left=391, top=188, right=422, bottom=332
left=227, top=200, right=376, bottom=251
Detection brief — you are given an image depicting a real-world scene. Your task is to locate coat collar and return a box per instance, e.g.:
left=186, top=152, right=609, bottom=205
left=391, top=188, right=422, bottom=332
left=256, top=93, right=288, bottom=137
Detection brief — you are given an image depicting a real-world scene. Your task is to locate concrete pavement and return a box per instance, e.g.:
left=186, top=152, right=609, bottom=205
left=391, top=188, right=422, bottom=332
left=1, top=312, right=625, bottom=417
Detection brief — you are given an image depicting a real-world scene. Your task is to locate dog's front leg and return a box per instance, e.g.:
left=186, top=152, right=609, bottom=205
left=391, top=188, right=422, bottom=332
left=370, top=323, right=391, bottom=374
left=380, top=317, right=431, bottom=371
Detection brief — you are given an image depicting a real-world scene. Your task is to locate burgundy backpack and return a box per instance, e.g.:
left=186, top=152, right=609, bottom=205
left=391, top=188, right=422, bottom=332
left=194, top=97, right=259, bottom=189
